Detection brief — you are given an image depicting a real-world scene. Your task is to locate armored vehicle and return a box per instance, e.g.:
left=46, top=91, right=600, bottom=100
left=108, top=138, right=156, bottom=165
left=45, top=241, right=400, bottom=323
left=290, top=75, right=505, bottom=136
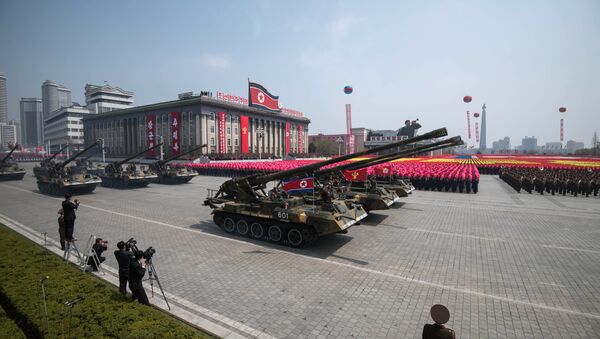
left=100, top=143, right=162, bottom=188
left=35, top=141, right=103, bottom=195
left=149, top=144, right=206, bottom=184
left=33, top=144, right=68, bottom=177
left=204, top=128, right=451, bottom=247
left=0, top=144, right=27, bottom=180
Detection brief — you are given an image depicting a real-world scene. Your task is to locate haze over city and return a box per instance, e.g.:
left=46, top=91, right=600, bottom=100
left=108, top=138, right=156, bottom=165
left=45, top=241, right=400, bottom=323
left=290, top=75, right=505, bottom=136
left=1, top=0, right=599, bottom=146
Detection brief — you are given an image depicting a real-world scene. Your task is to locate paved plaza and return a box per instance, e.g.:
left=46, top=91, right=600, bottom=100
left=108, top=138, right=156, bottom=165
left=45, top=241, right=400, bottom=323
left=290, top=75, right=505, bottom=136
left=1, top=163, right=600, bottom=338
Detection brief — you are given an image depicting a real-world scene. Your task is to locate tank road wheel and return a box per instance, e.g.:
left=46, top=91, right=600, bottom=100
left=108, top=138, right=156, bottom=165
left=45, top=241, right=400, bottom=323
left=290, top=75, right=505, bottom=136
left=302, top=228, right=317, bottom=245
left=250, top=222, right=265, bottom=239
left=223, top=218, right=236, bottom=233
left=236, top=219, right=249, bottom=236
left=268, top=225, right=283, bottom=242
left=287, top=228, right=303, bottom=247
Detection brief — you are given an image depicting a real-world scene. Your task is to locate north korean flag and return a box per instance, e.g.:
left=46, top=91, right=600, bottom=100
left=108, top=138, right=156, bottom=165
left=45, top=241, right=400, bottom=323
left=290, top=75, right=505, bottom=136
left=283, top=177, right=314, bottom=194
left=375, top=166, right=392, bottom=176
left=343, top=168, right=368, bottom=182
left=249, top=81, right=281, bottom=112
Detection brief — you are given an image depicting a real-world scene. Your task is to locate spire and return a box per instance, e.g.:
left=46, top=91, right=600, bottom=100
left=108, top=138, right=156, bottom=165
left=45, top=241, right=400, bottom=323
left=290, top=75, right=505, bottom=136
left=480, top=104, right=487, bottom=150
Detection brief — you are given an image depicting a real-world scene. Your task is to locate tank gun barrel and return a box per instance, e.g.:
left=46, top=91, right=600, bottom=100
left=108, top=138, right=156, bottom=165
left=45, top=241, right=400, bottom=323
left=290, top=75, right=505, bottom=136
left=241, top=127, right=448, bottom=186
left=57, top=140, right=101, bottom=169
left=43, top=144, right=69, bottom=163
left=81, top=147, right=103, bottom=162
left=112, top=143, right=164, bottom=167
left=154, top=144, right=207, bottom=165
left=334, top=136, right=464, bottom=173
left=1, top=144, right=19, bottom=163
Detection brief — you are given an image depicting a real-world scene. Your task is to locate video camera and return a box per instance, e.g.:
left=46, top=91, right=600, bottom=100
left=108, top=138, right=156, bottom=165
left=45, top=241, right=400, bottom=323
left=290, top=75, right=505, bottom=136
left=126, top=238, right=156, bottom=261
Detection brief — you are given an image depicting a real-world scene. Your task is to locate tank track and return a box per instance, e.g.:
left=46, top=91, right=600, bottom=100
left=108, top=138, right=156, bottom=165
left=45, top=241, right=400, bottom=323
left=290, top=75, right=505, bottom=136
left=213, top=211, right=317, bottom=247
left=100, top=177, right=151, bottom=188
left=37, top=181, right=97, bottom=196
left=155, top=174, right=195, bottom=185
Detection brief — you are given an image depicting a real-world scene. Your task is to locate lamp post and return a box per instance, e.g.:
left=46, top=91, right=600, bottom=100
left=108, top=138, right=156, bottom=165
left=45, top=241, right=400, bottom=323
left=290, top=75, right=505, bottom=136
left=99, top=138, right=106, bottom=163
left=336, top=137, right=344, bottom=156
left=257, top=127, right=265, bottom=160
left=157, top=135, right=164, bottom=160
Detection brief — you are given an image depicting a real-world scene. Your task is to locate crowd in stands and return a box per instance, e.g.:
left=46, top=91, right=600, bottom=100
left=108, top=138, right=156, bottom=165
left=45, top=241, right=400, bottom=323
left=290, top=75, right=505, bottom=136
left=371, top=163, right=480, bottom=193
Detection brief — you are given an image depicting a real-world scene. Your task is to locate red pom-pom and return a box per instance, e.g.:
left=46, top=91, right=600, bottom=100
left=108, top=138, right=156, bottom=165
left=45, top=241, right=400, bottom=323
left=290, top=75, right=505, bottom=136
left=463, top=96, right=472, bottom=103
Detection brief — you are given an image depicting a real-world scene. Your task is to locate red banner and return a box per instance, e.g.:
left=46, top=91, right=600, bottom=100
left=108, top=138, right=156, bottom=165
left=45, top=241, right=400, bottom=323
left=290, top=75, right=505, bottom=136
left=560, top=118, right=564, bottom=142
left=249, top=82, right=281, bottom=112
left=218, top=112, right=226, bottom=153
left=285, top=122, right=291, bottom=155
left=344, top=168, right=367, bottom=182
left=146, top=114, right=156, bottom=157
left=170, top=112, right=181, bottom=155
left=240, top=115, right=249, bottom=154
left=297, top=125, right=303, bottom=153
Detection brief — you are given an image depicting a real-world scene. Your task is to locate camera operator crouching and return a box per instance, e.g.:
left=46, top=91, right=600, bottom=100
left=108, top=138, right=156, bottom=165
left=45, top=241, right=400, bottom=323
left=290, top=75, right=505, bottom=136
left=87, top=238, right=108, bottom=271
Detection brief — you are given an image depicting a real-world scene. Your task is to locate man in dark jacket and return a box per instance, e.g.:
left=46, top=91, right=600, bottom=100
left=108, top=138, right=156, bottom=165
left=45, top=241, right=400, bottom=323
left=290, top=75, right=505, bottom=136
left=129, top=250, right=150, bottom=305
left=114, top=241, right=134, bottom=295
left=61, top=193, right=80, bottom=241
left=87, top=238, right=107, bottom=271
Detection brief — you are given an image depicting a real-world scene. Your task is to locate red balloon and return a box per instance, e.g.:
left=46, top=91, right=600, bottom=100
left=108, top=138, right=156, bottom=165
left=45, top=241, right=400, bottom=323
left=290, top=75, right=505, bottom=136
left=473, top=113, right=480, bottom=118
left=463, top=96, right=472, bottom=103
left=559, top=107, right=567, bottom=113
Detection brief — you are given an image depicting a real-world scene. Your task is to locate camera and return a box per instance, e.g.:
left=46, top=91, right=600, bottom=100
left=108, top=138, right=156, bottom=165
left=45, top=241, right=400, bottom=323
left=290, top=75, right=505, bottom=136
left=143, top=247, right=156, bottom=260
left=125, top=237, right=137, bottom=251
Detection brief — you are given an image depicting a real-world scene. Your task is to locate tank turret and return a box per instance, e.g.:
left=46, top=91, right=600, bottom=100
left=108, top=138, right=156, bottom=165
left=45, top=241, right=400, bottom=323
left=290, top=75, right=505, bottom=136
left=100, top=143, right=163, bottom=188
left=0, top=144, right=26, bottom=181
left=150, top=144, right=206, bottom=184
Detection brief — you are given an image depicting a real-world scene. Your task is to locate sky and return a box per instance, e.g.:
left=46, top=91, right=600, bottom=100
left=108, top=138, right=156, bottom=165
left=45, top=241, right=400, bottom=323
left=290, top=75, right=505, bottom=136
left=1, top=0, right=599, bottom=147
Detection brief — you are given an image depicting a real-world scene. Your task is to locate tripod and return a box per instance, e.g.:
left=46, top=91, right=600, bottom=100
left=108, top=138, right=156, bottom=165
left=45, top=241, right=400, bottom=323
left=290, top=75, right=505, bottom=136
left=145, top=258, right=171, bottom=310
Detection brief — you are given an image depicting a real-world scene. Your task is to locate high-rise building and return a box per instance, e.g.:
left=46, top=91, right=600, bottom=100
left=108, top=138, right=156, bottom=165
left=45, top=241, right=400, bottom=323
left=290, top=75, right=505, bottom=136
left=0, top=72, right=8, bottom=124
left=85, top=83, right=134, bottom=113
left=479, top=103, right=487, bottom=150
left=0, top=123, right=17, bottom=149
left=492, top=137, right=510, bottom=151
left=44, top=104, right=92, bottom=153
left=544, top=142, right=563, bottom=153
left=20, top=97, right=43, bottom=147
left=565, top=140, right=585, bottom=153
left=521, top=136, right=538, bottom=152
left=9, top=120, right=21, bottom=145
left=42, top=80, right=72, bottom=119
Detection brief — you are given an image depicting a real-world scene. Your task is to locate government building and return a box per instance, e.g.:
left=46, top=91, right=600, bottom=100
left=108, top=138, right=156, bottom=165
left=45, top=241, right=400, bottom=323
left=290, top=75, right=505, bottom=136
left=82, top=93, right=310, bottom=158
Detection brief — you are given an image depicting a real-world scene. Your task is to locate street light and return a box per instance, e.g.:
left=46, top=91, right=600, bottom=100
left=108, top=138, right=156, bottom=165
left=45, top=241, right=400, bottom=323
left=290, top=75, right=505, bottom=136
left=257, top=127, right=265, bottom=160
left=157, top=135, right=164, bottom=161
left=336, top=137, right=344, bottom=156
left=100, top=138, right=106, bottom=163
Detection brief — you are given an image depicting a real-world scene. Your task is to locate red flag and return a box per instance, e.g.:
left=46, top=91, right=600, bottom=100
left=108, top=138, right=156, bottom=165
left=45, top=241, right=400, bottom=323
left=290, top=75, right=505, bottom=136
left=297, top=125, right=303, bottom=153
left=344, top=168, right=367, bottom=182
left=170, top=112, right=181, bottom=155
left=375, top=166, right=392, bottom=176
left=240, top=115, right=249, bottom=153
left=249, top=82, right=281, bottom=112
left=146, top=114, right=156, bottom=157
left=283, top=177, right=314, bottom=194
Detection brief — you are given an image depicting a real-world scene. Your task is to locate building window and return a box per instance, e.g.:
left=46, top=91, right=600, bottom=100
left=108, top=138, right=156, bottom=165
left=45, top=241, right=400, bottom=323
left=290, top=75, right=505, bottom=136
left=211, top=137, right=215, bottom=146
left=234, top=127, right=238, bottom=134
left=235, top=139, right=238, bottom=146
left=210, top=126, right=215, bottom=133
left=227, top=127, right=231, bottom=134
left=227, top=139, right=231, bottom=146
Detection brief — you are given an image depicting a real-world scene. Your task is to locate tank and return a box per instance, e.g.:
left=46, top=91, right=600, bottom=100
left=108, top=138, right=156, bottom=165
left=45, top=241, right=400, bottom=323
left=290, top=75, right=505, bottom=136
left=33, top=144, right=69, bottom=177
left=149, top=144, right=207, bottom=184
left=35, top=141, right=103, bottom=195
left=204, top=128, right=450, bottom=247
left=99, top=143, right=163, bottom=188
left=0, top=144, right=27, bottom=180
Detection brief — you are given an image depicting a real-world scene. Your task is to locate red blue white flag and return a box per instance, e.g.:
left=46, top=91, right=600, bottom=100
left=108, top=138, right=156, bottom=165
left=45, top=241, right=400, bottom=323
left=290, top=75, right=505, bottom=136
left=249, top=81, right=281, bottom=112
left=283, top=177, right=315, bottom=194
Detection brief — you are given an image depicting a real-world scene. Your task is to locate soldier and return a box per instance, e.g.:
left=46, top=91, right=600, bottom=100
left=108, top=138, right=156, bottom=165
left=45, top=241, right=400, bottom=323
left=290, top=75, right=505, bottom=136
left=423, top=304, right=456, bottom=339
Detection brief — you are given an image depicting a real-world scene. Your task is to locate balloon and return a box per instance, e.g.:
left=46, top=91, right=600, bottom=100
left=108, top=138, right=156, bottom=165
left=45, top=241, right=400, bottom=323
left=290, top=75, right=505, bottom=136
left=559, top=107, right=567, bottom=113
left=473, top=113, right=480, bottom=118
left=344, top=86, right=353, bottom=94
left=463, top=96, right=472, bottom=103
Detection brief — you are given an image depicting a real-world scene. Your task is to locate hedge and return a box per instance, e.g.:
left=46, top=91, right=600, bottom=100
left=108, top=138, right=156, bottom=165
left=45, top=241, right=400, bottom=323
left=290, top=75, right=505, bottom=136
left=0, top=224, right=215, bottom=339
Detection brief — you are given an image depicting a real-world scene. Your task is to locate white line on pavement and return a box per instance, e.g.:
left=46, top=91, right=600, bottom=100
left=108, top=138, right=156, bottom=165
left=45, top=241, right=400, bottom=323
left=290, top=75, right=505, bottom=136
left=541, top=244, right=600, bottom=255
left=3, top=182, right=600, bottom=321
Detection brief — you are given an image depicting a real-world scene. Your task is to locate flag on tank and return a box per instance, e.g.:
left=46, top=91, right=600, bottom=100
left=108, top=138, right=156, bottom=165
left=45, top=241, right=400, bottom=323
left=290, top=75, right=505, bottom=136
left=343, top=168, right=367, bottom=182
left=283, top=177, right=315, bottom=194
left=375, top=166, right=392, bottom=176
left=248, top=81, right=281, bottom=112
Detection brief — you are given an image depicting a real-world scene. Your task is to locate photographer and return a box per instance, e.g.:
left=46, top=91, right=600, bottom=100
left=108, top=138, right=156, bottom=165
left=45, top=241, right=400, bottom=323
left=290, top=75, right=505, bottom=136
left=114, top=241, right=134, bottom=295
left=61, top=193, right=80, bottom=241
left=129, top=250, right=150, bottom=305
left=87, top=238, right=108, bottom=271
